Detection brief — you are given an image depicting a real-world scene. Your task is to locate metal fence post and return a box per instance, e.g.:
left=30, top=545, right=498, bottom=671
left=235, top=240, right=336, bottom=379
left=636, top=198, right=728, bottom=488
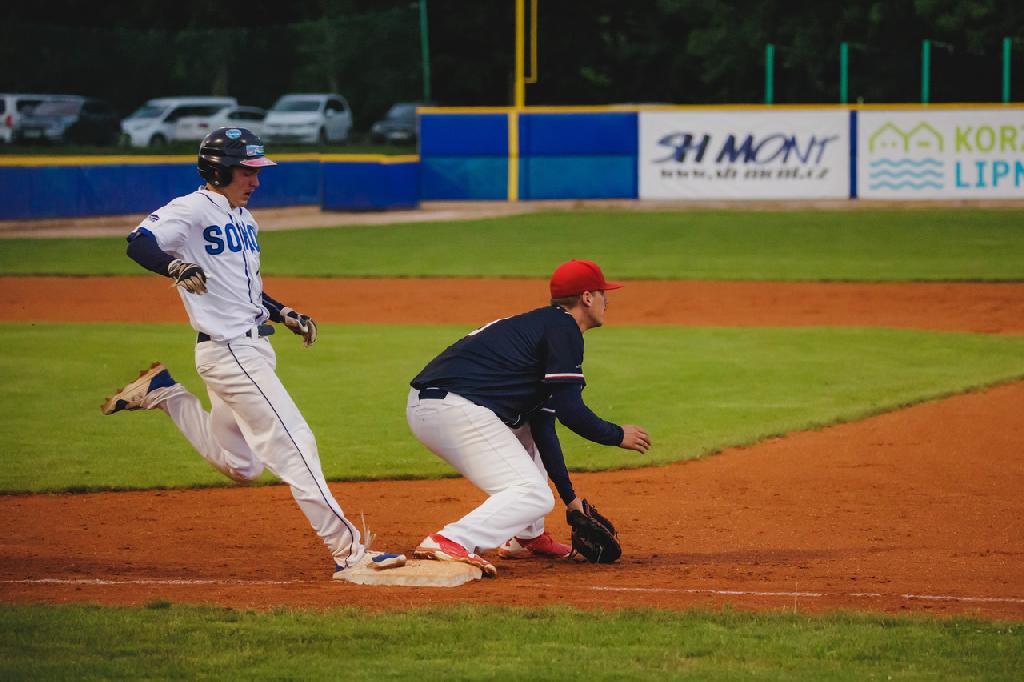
left=921, top=39, right=931, bottom=104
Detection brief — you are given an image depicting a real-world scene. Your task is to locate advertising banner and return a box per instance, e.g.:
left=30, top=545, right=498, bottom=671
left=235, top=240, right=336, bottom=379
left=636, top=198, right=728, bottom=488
left=638, top=110, right=850, bottom=199
left=858, top=109, right=1024, bottom=199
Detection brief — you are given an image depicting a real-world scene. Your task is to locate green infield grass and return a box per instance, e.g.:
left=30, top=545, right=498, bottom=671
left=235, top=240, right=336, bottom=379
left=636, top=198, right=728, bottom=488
left=1, top=208, right=1022, bottom=280
left=1, top=604, right=1020, bottom=680
left=2, top=322, right=1022, bottom=493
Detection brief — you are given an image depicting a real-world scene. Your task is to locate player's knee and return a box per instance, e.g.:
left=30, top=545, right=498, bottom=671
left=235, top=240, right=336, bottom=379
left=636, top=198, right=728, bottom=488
left=226, top=463, right=263, bottom=482
left=524, top=478, right=555, bottom=517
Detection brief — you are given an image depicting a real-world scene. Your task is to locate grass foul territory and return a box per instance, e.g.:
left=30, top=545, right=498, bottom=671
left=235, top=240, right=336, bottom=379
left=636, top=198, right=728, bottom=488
left=2, top=322, right=1023, bottom=493
left=0, top=604, right=1021, bottom=680
left=1, top=209, right=1022, bottom=280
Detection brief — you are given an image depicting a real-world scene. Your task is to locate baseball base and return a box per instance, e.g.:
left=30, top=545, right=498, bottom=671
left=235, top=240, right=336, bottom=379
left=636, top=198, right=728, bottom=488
left=336, top=559, right=483, bottom=587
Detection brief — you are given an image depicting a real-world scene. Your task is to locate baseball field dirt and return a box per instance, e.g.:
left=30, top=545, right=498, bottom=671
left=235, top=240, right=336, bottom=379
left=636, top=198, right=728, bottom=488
left=1, top=276, right=1022, bottom=619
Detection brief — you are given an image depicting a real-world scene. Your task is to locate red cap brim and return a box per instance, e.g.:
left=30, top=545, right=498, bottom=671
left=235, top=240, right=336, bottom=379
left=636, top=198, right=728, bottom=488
left=602, top=281, right=624, bottom=291
left=240, top=157, right=276, bottom=167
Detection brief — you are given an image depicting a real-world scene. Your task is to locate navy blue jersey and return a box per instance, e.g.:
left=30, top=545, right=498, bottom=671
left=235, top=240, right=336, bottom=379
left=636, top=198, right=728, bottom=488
left=411, top=305, right=585, bottom=427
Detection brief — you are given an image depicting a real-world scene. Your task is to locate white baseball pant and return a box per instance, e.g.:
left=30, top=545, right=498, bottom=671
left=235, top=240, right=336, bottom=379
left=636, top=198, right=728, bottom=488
left=150, top=334, right=366, bottom=567
left=406, top=388, right=554, bottom=552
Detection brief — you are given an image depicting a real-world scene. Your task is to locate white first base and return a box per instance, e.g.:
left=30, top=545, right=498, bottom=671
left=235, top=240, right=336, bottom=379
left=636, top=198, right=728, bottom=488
left=336, top=559, right=483, bottom=587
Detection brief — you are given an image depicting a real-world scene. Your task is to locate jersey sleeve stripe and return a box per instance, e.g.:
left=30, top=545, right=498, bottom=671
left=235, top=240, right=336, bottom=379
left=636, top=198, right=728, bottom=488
left=544, top=373, right=585, bottom=379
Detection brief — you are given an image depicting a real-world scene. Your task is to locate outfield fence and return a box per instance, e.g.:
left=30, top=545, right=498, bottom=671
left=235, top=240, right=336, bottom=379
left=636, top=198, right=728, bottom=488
left=0, top=104, right=1021, bottom=220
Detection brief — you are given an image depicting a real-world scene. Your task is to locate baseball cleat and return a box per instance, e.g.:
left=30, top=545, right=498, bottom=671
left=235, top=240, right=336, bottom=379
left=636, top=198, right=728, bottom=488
left=414, top=533, right=497, bottom=577
left=332, top=550, right=407, bottom=579
left=498, top=531, right=572, bottom=560
left=100, top=362, right=176, bottom=415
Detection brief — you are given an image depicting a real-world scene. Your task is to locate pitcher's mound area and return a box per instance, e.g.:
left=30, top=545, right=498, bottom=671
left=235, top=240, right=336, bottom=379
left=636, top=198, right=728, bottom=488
left=338, top=560, right=482, bottom=587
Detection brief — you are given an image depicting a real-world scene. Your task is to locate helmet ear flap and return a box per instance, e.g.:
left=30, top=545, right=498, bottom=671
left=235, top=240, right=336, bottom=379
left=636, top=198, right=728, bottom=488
left=197, top=156, right=234, bottom=187
left=211, top=164, right=233, bottom=188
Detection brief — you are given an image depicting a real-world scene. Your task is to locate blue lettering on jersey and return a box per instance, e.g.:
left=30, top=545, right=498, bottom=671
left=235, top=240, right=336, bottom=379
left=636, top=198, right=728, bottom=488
left=224, top=224, right=241, bottom=252
left=204, top=223, right=260, bottom=255
left=203, top=225, right=225, bottom=254
left=246, top=224, right=260, bottom=252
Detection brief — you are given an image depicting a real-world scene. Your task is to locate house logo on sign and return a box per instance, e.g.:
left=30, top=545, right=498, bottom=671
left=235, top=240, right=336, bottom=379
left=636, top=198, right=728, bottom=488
left=865, top=122, right=944, bottom=191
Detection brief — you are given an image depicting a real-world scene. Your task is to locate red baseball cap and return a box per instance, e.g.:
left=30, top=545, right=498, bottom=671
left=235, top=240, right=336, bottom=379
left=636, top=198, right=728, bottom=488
left=549, top=259, right=623, bottom=297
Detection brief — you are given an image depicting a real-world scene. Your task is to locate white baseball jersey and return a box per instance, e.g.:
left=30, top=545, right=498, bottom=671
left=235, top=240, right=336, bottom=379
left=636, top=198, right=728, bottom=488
left=131, top=187, right=268, bottom=342
left=128, top=183, right=372, bottom=569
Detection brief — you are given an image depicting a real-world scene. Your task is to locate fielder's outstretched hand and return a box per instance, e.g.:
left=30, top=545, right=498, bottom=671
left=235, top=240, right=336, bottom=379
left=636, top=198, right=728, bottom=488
left=281, top=307, right=318, bottom=347
left=167, top=259, right=207, bottom=294
left=619, top=424, right=651, bottom=453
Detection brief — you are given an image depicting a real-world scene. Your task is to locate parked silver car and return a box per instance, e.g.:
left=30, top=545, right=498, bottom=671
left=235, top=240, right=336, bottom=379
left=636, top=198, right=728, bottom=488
left=121, top=96, right=238, bottom=147
left=262, top=93, right=352, bottom=144
left=175, top=105, right=267, bottom=141
left=16, top=97, right=121, bottom=145
left=0, top=93, right=78, bottom=143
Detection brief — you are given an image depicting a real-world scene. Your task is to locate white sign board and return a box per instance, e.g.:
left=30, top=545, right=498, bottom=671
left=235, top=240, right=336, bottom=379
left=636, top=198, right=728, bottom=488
left=858, top=109, right=1024, bottom=199
left=638, top=110, right=850, bottom=199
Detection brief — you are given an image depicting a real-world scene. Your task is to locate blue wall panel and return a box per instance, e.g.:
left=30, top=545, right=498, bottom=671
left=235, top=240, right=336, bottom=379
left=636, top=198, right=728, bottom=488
left=249, top=161, right=321, bottom=208
left=520, top=156, right=637, bottom=200
left=0, top=161, right=321, bottom=220
left=519, top=113, right=637, bottom=156
left=416, top=111, right=640, bottom=200
left=420, top=158, right=508, bottom=200
left=419, top=114, right=508, bottom=157
left=322, top=161, right=419, bottom=210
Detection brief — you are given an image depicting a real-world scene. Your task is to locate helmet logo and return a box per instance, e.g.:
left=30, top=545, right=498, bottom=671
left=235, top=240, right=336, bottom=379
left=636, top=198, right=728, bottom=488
left=226, top=128, right=242, bottom=139
left=245, top=144, right=264, bottom=156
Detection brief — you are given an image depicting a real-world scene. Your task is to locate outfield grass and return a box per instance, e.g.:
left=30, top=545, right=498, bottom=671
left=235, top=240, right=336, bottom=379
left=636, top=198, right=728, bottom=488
left=1, top=604, right=1020, bottom=680
left=3, top=322, right=1023, bottom=493
left=1, top=208, right=1022, bottom=280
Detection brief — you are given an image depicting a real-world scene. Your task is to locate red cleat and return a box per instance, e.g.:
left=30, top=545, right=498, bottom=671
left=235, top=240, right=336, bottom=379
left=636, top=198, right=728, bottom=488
left=498, top=531, right=572, bottom=559
left=414, top=533, right=497, bottom=577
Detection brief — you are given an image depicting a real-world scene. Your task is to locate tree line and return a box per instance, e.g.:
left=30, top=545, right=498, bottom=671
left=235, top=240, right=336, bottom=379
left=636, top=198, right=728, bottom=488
left=2, top=0, right=1020, bottom=130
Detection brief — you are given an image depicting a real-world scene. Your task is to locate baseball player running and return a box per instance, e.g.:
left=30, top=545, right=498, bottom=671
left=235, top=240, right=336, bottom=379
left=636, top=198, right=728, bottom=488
left=406, top=259, right=651, bottom=576
left=100, top=127, right=405, bottom=579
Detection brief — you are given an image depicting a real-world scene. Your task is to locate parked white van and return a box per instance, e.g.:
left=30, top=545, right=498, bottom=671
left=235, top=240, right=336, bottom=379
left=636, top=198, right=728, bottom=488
left=121, top=96, right=238, bottom=147
left=262, top=93, right=352, bottom=144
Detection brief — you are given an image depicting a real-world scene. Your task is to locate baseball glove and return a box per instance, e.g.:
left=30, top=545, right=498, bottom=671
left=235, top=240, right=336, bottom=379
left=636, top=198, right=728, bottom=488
left=281, top=306, right=318, bottom=347
left=167, top=259, right=207, bottom=294
left=566, top=498, right=621, bottom=564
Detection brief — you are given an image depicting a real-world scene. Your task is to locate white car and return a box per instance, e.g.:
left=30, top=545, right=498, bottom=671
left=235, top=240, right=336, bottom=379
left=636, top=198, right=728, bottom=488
left=0, top=93, right=79, bottom=143
left=262, top=93, right=352, bottom=144
left=175, top=105, right=268, bottom=141
left=121, top=96, right=238, bottom=147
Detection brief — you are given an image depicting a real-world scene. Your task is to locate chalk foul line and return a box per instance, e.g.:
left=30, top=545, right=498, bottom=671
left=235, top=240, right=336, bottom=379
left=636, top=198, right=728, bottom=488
left=569, top=584, right=1024, bottom=605
left=2, top=578, right=305, bottom=586
left=2, top=578, right=1023, bottom=606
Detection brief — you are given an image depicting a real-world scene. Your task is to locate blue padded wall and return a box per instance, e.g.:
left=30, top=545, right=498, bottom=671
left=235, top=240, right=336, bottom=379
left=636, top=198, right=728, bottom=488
left=419, top=113, right=509, bottom=200
left=322, top=160, right=419, bottom=210
left=518, top=113, right=638, bottom=199
left=0, top=160, right=320, bottom=220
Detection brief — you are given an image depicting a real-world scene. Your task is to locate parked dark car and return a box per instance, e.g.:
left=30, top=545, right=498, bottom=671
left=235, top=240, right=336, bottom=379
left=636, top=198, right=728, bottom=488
left=16, top=97, right=121, bottom=145
left=369, top=102, right=432, bottom=144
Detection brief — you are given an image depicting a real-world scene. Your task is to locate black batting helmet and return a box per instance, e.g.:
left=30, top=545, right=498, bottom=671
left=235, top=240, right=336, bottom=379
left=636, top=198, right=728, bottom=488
left=197, top=127, right=277, bottom=188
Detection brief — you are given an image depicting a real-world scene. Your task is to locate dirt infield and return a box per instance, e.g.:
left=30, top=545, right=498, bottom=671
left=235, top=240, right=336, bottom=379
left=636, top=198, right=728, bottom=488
left=4, top=276, right=1024, bottom=334
left=1, top=276, right=1022, bottom=619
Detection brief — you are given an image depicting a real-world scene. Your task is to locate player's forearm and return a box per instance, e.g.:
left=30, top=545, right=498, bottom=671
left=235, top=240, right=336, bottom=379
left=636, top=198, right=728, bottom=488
left=261, top=291, right=287, bottom=323
left=548, top=384, right=625, bottom=447
left=126, top=229, right=174, bottom=276
left=530, top=410, right=577, bottom=506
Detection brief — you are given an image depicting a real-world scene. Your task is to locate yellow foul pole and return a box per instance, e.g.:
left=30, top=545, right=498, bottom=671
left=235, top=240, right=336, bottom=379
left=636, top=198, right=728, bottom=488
left=509, top=0, right=525, bottom=201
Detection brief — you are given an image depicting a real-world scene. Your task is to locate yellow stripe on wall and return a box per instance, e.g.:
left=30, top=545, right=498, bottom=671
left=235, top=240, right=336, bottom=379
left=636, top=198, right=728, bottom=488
left=507, top=110, right=519, bottom=202
left=0, top=153, right=416, bottom=168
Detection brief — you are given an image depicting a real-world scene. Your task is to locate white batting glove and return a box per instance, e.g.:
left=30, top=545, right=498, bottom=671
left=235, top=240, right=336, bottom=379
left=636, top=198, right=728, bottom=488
left=167, top=259, right=208, bottom=295
left=281, top=307, right=318, bottom=347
